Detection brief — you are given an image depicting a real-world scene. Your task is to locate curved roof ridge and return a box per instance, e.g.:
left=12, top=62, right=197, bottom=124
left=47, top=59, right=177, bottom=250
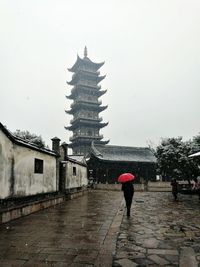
left=68, top=55, right=104, bottom=73
left=91, top=141, right=103, bottom=157
left=95, top=144, right=150, bottom=149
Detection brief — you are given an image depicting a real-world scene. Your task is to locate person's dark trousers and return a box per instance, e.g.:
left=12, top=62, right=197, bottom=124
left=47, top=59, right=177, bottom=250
left=172, top=192, right=178, bottom=200
left=126, top=205, right=131, bottom=217
left=125, top=197, right=133, bottom=217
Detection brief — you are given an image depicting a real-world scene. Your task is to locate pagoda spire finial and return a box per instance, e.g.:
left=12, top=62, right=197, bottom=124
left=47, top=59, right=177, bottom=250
left=84, top=46, right=87, bottom=57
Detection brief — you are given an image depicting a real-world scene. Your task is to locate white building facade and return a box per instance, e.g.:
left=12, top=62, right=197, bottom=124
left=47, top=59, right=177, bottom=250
left=0, top=123, right=57, bottom=199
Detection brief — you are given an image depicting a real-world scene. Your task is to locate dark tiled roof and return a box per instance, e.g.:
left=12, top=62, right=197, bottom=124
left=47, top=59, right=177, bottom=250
left=67, top=155, right=87, bottom=166
left=91, top=143, right=156, bottom=163
left=68, top=55, right=104, bottom=72
left=0, top=122, right=57, bottom=157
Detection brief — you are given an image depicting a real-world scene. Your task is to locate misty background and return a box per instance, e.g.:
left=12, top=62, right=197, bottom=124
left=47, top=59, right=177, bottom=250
left=1, top=0, right=200, bottom=150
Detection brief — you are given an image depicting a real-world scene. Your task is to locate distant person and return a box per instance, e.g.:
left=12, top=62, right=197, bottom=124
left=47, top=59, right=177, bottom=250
left=192, top=177, right=200, bottom=201
left=122, top=181, right=134, bottom=217
left=171, top=178, right=179, bottom=201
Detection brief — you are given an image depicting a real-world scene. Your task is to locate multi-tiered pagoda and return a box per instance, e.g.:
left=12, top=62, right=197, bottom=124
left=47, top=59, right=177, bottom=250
left=65, top=47, right=109, bottom=155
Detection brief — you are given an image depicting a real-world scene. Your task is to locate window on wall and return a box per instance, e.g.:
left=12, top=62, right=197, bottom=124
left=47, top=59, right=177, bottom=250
left=34, top=158, right=43, bottom=174
left=73, top=167, right=76, bottom=176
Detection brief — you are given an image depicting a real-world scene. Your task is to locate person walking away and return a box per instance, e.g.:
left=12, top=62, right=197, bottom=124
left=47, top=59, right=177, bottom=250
left=192, top=177, right=200, bottom=201
left=122, top=181, right=134, bottom=217
left=171, top=178, right=178, bottom=201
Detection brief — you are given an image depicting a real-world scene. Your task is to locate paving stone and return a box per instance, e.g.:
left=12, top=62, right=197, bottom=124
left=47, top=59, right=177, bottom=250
left=23, top=260, right=54, bottom=267
left=40, top=248, right=66, bottom=254
left=73, top=255, right=96, bottom=264
left=163, top=254, right=179, bottom=264
left=143, top=238, right=160, bottom=248
left=53, top=263, right=70, bottom=267
left=179, top=247, right=198, bottom=267
left=134, top=258, right=154, bottom=266
left=148, top=254, right=169, bottom=265
left=125, top=244, right=146, bottom=253
left=70, top=264, right=93, bottom=267
left=148, top=248, right=179, bottom=255
left=47, top=254, right=75, bottom=262
left=115, top=258, right=138, bottom=267
left=128, top=252, right=146, bottom=259
left=0, top=260, right=26, bottom=267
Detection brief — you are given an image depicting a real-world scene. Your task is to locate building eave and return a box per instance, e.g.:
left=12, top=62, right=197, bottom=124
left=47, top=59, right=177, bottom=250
left=90, top=154, right=157, bottom=163
left=68, top=55, right=105, bottom=73
left=0, top=122, right=57, bottom=157
left=67, top=120, right=109, bottom=130
left=61, top=157, right=87, bottom=167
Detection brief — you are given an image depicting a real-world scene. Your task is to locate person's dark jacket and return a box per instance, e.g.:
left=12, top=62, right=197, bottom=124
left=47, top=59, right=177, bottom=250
left=122, top=181, right=134, bottom=206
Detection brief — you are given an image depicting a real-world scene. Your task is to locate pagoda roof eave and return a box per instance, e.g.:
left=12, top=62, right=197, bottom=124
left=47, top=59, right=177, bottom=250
left=67, top=73, right=105, bottom=86
left=99, top=105, right=108, bottom=112
left=67, top=121, right=109, bottom=130
left=68, top=55, right=81, bottom=72
left=97, top=75, right=106, bottom=83
left=67, top=103, right=108, bottom=113
left=68, top=139, right=109, bottom=149
left=95, top=140, right=110, bottom=145
left=65, top=126, right=72, bottom=131
left=68, top=87, right=104, bottom=99
left=100, top=122, right=109, bottom=128
left=97, top=89, right=107, bottom=97
left=67, top=80, right=74, bottom=85
left=65, top=110, right=73, bottom=115
left=65, top=95, right=73, bottom=99
left=68, top=55, right=105, bottom=73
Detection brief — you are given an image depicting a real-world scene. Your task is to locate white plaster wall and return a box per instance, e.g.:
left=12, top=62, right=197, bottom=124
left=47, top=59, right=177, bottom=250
left=0, top=131, right=13, bottom=198
left=13, top=146, right=57, bottom=196
left=65, top=161, right=88, bottom=189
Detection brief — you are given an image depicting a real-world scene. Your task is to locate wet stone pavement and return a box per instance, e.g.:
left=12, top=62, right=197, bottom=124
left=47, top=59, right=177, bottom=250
left=0, top=191, right=123, bottom=267
left=0, top=191, right=200, bottom=267
left=114, top=192, right=200, bottom=267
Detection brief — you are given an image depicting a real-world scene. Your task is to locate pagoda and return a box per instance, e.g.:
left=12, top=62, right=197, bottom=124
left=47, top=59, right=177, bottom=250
left=65, top=47, right=109, bottom=155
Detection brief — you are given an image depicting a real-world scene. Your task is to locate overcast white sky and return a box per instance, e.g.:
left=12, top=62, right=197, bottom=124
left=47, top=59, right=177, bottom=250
left=1, top=0, right=200, bottom=149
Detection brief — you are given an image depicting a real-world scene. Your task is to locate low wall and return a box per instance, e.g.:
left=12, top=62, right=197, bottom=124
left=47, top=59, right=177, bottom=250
left=94, top=183, right=145, bottom=191
left=0, top=188, right=88, bottom=225
left=66, top=188, right=88, bottom=200
left=148, top=182, right=171, bottom=192
left=0, top=195, right=65, bottom=224
left=93, top=182, right=171, bottom=192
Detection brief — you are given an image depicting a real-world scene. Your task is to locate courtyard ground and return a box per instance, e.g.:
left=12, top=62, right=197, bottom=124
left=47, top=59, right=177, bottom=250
left=0, top=190, right=199, bottom=266
left=114, top=192, right=200, bottom=267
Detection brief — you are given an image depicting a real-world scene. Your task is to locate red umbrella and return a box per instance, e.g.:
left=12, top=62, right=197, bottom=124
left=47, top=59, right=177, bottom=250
left=118, top=173, right=135, bottom=183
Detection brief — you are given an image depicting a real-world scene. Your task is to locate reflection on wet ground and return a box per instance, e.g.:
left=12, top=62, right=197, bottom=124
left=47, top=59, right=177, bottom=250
left=0, top=191, right=123, bottom=266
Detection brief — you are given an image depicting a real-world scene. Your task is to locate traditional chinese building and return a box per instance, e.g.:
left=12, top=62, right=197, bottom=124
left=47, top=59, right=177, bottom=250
left=65, top=47, right=109, bottom=155
left=87, top=143, right=157, bottom=183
